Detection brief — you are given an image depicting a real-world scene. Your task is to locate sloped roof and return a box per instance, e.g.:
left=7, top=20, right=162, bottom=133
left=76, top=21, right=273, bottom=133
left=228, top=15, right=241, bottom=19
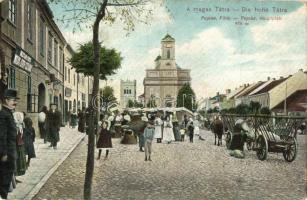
left=236, top=82, right=264, bottom=98
left=253, top=78, right=288, bottom=95
left=227, top=86, right=246, bottom=99
left=162, top=34, right=175, bottom=42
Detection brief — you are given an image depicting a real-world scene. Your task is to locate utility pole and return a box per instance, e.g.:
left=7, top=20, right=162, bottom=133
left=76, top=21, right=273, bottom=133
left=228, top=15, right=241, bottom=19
left=284, top=82, right=287, bottom=115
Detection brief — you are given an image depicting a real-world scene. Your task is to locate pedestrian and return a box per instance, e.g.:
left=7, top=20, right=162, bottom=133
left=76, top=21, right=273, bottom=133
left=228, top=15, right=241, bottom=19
left=13, top=112, right=27, bottom=177
left=193, top=116, right=200, bottom=139
left=46, top=103, right=62, bottom=149
left=70, top=110, right=78, bottom=129
left=0, top=89, right=19, bottom=199
left=154, top=112, right=163, bottom=143
left=180, top=125, right=185, bottom=142
left=138, top=114, right=148, bottom=151
left=66, top=109, right=71, bottom=127
left=78, top=108, right=86, bottom=133
left=187, top=119, right=194, bottom=143
left=38, top=106, right=47, bottom=143
left=96, top=121, right=112, bottom=160
left=144, top=121, right=155, bottom=161
left=172, top=112, right=181, bottom=141
left=23, top=117, right=36, bottom=167
left=162, top=116, right=175, bottom=144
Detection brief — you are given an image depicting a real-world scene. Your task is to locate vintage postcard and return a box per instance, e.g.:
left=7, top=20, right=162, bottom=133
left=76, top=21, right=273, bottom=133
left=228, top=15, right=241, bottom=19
left=0, top=0, right=306, bottom=199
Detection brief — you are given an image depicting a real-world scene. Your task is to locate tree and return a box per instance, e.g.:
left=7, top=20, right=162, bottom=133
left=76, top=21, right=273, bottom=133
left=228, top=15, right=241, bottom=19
left=176, top=83, right=196, bottom=111
left=235, top=104, right=250, bottom=115
left=69, top=42, right=122, bottom=79
left=260, top=107, right=271, bottom=115
left=48, top=0, right=155, bottom=198
left=127, top=99, right=134, bottom=108
left=100, top=86, right=117, bottom=112
left=249, top=101, right=261, bottom=114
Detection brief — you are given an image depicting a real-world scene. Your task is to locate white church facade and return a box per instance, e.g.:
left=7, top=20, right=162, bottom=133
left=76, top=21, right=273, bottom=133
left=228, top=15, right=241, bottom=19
left=143, top=34, right=191, bottom=107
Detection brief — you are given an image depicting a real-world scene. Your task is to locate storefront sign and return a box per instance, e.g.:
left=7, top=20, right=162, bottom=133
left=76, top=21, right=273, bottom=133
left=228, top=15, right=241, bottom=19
left=12, top=49, right=34, bottom=73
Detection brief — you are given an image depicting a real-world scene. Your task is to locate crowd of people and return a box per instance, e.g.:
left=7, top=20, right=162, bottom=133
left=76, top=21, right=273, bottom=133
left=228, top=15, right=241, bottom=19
left=94, top=109, right=204, bottom=162
left=0, top=89, right=65, bottom=199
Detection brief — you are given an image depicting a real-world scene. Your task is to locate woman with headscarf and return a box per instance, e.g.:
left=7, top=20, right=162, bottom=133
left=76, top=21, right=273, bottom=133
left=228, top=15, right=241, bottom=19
left=23, top=117, right=36, bottom=167
left=13, top=112, right=27, bottom=177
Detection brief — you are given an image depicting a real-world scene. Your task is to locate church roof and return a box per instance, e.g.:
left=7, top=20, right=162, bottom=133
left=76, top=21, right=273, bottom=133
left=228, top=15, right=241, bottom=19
left=162, top=34, right=175, bottom=42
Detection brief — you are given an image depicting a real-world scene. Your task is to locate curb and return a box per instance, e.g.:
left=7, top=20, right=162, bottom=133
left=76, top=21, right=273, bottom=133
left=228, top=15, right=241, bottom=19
left=24, top=133, right=86, bottom=200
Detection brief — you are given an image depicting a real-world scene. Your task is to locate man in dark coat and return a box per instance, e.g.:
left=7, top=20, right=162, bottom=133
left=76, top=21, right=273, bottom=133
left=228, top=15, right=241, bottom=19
left=46, top=103, right=62, bottom=149
left=0, top=89, right=19, bottom=199
left=78, top=107, right=86, bottom=133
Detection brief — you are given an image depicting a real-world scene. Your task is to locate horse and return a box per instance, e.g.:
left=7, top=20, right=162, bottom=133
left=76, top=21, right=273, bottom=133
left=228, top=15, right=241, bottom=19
left=212, top=118, right=224, bottom=146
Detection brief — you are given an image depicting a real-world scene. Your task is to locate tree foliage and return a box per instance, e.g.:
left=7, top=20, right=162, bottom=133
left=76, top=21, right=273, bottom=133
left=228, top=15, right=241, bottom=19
left=100, top=86, right=117, bottom=112
left=176, top=83, right=196, bottom=111
left=69, top=42, right=122, bottom=79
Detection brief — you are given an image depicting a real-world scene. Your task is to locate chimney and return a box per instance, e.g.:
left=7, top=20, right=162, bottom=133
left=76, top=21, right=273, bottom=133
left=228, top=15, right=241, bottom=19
left=216, top=92, right=220, bottom=96
left=267, top=76, right=270, bottom=81
left=244, top=84, right=247, bottom=87
left=273, top=78, right=276, bottom=80
left=279, top=76, right=283, bottom=79
left=226, top=89, right=231, bottom=94
left=299, top=68, right=303, bottom=72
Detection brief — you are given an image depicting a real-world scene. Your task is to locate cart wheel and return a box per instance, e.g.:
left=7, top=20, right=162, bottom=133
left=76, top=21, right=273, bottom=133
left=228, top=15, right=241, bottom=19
left=225, top=131, right=232, bottom=149
left=256, top=135, right=268, bottom=161
left=283, top=137, right=297, bottom=162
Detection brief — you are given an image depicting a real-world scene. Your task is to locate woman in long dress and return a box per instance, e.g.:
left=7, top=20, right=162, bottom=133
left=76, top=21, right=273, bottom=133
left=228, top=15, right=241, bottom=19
left=23, top=117, right=36, bottom=167
left=154, top=114, right=163, bottom=143
left=162, top=116, right=175, bottom=144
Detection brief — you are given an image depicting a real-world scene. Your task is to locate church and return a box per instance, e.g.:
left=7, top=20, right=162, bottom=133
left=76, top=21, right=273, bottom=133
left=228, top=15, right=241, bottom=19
left=143, top=34, right=191, bottom=107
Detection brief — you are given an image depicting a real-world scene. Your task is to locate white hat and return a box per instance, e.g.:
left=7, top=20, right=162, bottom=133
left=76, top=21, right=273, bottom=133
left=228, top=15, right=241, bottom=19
left=141, top=116, right=148, bottom=122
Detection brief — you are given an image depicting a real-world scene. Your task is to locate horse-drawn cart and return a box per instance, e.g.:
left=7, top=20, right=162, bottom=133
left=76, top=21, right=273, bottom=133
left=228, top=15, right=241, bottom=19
left=221, top=114, right=304, bottom=162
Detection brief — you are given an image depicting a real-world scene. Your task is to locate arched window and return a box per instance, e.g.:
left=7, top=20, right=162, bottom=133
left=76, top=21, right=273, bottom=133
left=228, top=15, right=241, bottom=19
left=167, top=49, right=170, bottom=59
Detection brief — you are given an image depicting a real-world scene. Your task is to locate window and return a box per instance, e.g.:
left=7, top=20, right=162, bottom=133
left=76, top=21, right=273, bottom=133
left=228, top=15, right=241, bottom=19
left=27, top=76, right=32, bottom=112
left=54, top=40, right=58, bottom=67
left=59, top=47, right=63, bottom=72
left=167, top=49, right=170, bottom=59
left=27, top=0, right=33, bottom=41
left=48, top=32, right=53, bottom=63
left=68, top=69, right=70, bottom=83
left=40, top=17, right=45, bottom=56
left=73, top=74, right=75, bottom=86
left=8, top=67, right=16, bottom=89
left=64, top=66, right=67, bottom=81
left=9, top=0, right=16, bottom=24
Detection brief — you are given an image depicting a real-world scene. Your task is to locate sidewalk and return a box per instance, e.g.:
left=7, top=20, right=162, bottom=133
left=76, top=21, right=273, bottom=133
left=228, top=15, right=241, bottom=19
left=8, top=126, right=86, bottom=200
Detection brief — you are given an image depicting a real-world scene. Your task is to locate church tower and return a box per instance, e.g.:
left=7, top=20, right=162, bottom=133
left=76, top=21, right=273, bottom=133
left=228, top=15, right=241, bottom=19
left=156, top=34, right=176, bottom=69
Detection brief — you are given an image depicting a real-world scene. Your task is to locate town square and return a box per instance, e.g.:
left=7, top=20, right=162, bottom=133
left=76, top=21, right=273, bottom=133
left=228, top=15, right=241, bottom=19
left=0, top=0, right=306, bottom=200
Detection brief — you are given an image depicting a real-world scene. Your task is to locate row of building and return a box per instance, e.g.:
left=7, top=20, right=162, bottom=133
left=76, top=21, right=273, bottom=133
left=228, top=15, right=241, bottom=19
left=0, top=0, right=93, bottom=129
left=200, top=69, right=307, bottom=114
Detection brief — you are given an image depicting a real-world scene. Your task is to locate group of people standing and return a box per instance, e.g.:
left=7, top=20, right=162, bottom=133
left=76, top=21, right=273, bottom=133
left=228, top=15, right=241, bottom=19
left=0, top=88, right=63, bottom=199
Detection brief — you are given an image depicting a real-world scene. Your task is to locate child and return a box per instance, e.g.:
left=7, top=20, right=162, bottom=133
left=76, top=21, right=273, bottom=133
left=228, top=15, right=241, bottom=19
left=180, top=124, right=185, bottom=142
left=144, top=121, right=155, bottom=161
left=23, top=117, right=36, bottom=167
left=96, top=121, right=112, bottom=160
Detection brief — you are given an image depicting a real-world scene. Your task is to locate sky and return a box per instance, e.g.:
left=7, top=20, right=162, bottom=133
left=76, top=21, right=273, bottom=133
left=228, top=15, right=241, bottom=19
left=48, top=0, right=306, bottom=100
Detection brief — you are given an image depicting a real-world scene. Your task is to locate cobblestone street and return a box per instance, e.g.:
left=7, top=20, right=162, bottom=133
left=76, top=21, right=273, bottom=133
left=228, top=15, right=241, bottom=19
left=34, top=129, right=306, bottom=200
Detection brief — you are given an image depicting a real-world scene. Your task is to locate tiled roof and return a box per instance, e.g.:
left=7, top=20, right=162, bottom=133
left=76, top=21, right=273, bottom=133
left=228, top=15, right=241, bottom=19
left=236, top=82, right=264, bottom=98
left=253, top=78, right=288, bottom=95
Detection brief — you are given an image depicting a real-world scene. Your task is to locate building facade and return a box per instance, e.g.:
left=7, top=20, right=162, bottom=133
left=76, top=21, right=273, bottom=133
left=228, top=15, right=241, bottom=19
left=63, top=44, right=93, bottom=122
left=143, top=34, right=191, bottom=107
left=0, top=0, right=66, bottom=130
left=120, top=79, right=136, bottom=108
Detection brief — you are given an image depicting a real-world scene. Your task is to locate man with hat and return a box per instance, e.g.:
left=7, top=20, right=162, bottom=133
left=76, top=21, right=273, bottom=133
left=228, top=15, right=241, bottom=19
left=0, top=89, right=19, bottom=199
left=45, top=103, right=62, bottom=149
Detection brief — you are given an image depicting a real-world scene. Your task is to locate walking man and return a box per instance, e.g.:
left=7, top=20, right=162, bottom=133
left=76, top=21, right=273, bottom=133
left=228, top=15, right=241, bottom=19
left=0, top=89, right=19, bottom=199
left=46, top=103, right=62, bottom=149
left=144, top=121, right=155, bottom=161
